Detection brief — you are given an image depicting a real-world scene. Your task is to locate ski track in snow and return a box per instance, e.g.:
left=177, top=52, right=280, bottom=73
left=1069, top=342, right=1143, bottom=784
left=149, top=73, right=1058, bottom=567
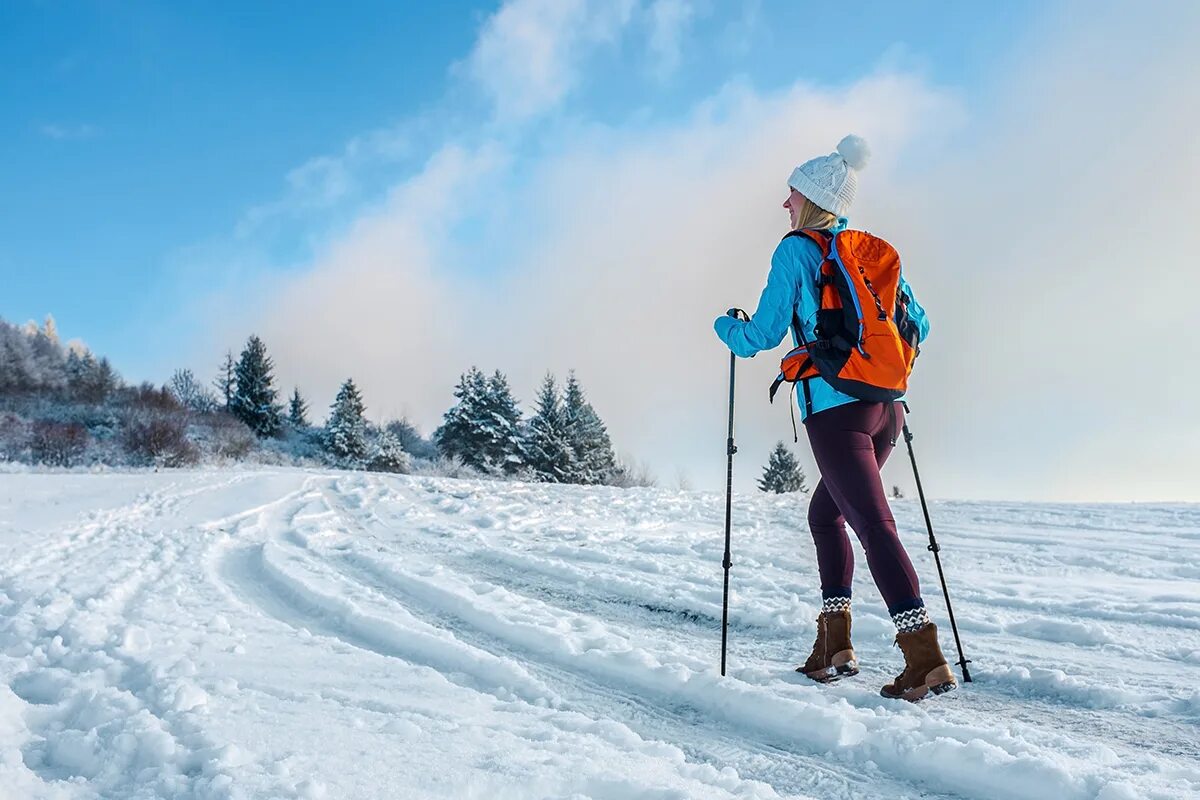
left=1, top=469, right=1198, bottom=799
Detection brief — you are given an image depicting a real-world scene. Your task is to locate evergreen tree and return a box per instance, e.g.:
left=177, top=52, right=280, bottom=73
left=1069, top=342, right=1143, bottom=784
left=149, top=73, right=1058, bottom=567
left=478, top=370, right=526, bottom=475
left=91, top=357, right=119, bottom=402
left=0, top=320, right=37, bottom=393
left=758, top=441, right=808, bottom=494
left=368, top=429, right=411, bottom=473
left=0, top=317, right=121, bottom=400
left=325, top=378, right=368, bottom=465
left=288, top=387, right=310, bottom=428
left=434, top=368, right=526, bottom=475
left=562, top=371, right=617, bottom=485
left=230, top=336, right=282, bottom=437
left=524, top=373, right=575, bottom=483
left=27, top=318, right=65, bottom=390
left=434, top=367, right=488, bottom=469
left=64, top=349, right=85, bottom=390
left=0, top=316, right=69, bottom=394
left=67, top=351, right=118, bottom=403
left=214, top=351, right=236, bottom=409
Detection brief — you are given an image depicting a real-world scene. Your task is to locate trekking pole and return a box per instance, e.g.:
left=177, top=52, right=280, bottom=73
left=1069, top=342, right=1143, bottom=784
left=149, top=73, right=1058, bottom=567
left=721, top=308, right=750, bottom=677
left=900, top=403, right=972, bottom=682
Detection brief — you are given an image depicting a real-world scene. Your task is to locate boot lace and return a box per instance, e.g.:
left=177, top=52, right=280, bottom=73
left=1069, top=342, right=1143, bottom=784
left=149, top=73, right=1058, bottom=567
left=803, top=615, right=827, bottom=670
left=890, top=637, right=913, bottom=688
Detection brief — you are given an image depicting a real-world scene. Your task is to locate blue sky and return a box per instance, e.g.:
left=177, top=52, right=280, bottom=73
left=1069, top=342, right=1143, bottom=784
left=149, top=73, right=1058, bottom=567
left=2, top=2, right=478, bottom=351
left=3, top=1, right=1197, bottom=501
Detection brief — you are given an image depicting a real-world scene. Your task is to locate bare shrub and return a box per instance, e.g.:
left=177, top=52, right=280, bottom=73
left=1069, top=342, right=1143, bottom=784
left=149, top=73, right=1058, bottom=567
left=384, top=418, right=438, bottom=461
left=607, top=456, right=658, bottom=488
left=0, top=412, right=31, bottom=462
left=124, top=383, right=182, bottom=413
left=121, top=411, right=198, bottom=467
left=30, top=420, right=90, bottom=467
left=205, top=413, right=257, bottom=460
left=168, top=368, right=217, bottom=412
left=407, top=455, right=482, bottom=479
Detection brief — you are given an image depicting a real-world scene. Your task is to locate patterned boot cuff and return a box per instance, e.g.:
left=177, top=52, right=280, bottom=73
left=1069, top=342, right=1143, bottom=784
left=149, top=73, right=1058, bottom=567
left=892, top=605, right=931, bottom=633
left=822, top=596, right=851, bottom=614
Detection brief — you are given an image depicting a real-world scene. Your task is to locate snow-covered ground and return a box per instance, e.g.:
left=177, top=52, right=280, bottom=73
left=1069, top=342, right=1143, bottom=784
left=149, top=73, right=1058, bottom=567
left=0, top=469, right=1197, bottom=800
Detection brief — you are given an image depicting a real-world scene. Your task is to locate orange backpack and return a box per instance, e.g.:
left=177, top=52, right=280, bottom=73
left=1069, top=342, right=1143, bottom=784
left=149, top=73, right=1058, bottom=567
left=770, top=228, right=922, bottom=416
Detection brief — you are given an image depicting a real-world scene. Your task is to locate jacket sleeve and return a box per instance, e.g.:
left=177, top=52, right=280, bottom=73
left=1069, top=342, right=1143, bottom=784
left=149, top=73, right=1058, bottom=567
left=898, top=272, right=930, bottom=343
left=714, top=238, right=809, bottom=358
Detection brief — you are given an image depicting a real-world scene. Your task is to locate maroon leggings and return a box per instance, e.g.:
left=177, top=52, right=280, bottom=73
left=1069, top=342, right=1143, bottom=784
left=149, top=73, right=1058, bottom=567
left=805, top=400, right=923, bottom=615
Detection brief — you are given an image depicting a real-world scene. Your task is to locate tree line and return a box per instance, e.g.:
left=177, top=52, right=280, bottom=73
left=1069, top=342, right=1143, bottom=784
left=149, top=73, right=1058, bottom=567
left=217, top=332, right=630, bottom=485
left=0, top=315, right=647, bottom=486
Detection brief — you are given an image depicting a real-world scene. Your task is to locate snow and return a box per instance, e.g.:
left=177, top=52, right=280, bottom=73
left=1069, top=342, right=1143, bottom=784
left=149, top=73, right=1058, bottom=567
left=0, top=469, right=1197, bottom=799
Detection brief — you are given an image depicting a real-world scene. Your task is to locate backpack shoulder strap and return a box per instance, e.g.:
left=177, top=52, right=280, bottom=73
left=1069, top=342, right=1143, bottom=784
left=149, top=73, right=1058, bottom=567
left=781, top=227, right=833, bottom=256
left=780, top=228, right=835, bottom=399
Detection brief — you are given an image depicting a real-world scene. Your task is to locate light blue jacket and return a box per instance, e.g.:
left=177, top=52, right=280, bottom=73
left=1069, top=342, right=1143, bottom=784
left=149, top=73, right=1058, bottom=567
left=714, top=224, right=930, bottom=422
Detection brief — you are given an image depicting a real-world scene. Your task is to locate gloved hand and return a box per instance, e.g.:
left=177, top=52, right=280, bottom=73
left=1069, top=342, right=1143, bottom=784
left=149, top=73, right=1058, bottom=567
left=714, top=307, right=752, bottom=353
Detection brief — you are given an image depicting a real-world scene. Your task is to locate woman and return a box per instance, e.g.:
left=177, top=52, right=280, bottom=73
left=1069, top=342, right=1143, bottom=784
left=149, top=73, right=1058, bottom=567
left=713, top=136, right=955, bottom=701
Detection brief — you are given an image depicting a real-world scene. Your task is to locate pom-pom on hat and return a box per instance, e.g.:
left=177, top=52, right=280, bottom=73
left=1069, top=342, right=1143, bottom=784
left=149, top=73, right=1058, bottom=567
left=787, top=135, right=871, bottom=217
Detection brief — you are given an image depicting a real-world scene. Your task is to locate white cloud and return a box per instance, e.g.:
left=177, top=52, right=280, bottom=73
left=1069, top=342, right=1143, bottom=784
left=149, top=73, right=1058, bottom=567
left=238, top=125, right=411, bottom=236
left=244, top=142, right=509, bottom=423
left=646, top=0, right=696, bottom=78
left=40, top=123, right=100, bottom=140
left=882, top=0, right=1200, bottom=501
left=717, top=0, right=760, bottom=57
left=462, top=0, right=637, bottom=122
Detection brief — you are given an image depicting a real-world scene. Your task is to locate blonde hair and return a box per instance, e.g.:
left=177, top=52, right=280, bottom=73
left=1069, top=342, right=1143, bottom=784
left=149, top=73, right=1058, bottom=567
left=792, top=196, right=839, bottom=231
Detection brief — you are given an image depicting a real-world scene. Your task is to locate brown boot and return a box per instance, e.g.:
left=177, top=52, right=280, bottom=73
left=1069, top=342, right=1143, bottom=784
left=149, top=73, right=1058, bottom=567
left=880, top=623, right=957, bottom=701
left=797, top=610, right=858, bottom=682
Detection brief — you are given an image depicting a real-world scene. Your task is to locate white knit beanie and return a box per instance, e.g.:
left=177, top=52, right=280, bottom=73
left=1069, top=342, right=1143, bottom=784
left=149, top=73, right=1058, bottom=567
left=787, top=135, right=871, bottom=217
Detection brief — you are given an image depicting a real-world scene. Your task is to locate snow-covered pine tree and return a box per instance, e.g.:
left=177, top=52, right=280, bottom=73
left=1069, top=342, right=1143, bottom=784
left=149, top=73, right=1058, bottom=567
left=759, top=441, right=808, bottom=494
left=325, top=378, right=368, bottom=466
left=367, top=429, right=410, bottom=473
left=478, top=370, right=526, bottom=475
left=562, top=371, right=617, bottom=485
left=28, top=318, right=65, bottom=391
left=524, top=373, right=575, bottom=483
left=214, top=351, right=236, bottom=409
left=0, top=316, right=104, bottom=397
left=230, top=336, right=282, bottom=437
left=288, top=387, right=309, bottom=428
left=432, top=368, right=526, bottom=476
left=64, top=349, right=85, bottom=390
left=67, top=352, right=119, bottom=403
left=90, top=357, right=119, bottom=402
left=434, top=367, right=489, bottom=469
left=0, top=319, right=35, bottom=393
